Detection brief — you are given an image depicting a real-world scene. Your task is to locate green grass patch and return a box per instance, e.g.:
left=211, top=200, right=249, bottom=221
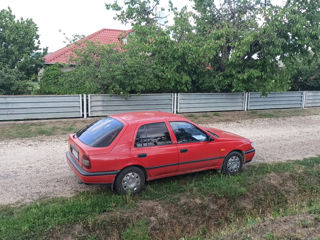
left=0, top=122, right=81, bottom=140
left=1, top=157, right=320, bottom=239
left=0, top=192, right=127, bottom=240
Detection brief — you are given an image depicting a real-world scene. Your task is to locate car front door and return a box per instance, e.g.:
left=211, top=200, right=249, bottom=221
left=131, top=122, right=179, bottom=178
left=169, top=121, right=223, bottom=172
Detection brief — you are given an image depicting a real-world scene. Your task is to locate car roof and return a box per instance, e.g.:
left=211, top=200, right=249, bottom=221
left=110, top=111, right=187, bottom=124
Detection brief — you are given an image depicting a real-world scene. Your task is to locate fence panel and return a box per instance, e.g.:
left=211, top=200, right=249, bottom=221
left=305, top=91, right=320, bottom=107
left=248, top=92, right=303, bottom=110
left=177, top=93, right=245, bottom=113
left=88, top=93, right=174, bottom=117
left=0, top=95, right=82, bottom=120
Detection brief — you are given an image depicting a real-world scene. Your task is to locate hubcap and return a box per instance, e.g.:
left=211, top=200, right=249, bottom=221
left=227, top=155, right=241, bottom=173
left=122, top=172, right=141, bottom=192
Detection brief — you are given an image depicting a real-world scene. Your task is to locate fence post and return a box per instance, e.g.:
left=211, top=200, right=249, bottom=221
left=79, top=94, right=83, bottom=117
left=246, top=92, right=250, bottom=111
left=177, top=93, right=180, bottom=113
left=83, top=94, right=87, bottom=118
left=171, top=93, right=174, bottom=113
left=243, top=92, right=249, bottom=111
left=173, top=93, right=177, bottom=114
left=302, top=91, right=307, bottom=109
left=88, top=94, right=91, bottom=117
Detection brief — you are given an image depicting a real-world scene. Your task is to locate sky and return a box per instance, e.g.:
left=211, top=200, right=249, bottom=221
left=0, top=0, right=286, bottom=53
left=0, top=0, right=130, bottom=52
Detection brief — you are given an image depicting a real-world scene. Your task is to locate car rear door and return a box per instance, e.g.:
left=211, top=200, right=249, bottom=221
left=169, top=121, right=223, bottom=172
left=131, top=122, right=179, bottom=178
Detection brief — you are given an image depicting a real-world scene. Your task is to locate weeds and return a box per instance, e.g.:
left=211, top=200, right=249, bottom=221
left=121, top=219, right=150, bottom=240
left=0, top=121, right=87, bottom=140
left=0, top=157, right=320, bottom=240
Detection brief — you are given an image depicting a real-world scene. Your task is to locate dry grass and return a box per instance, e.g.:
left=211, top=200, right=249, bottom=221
left=181, top=107, right=320, bottom=124
left=1, top=108, right=320, bottom=140
left=1, top=157, right=320, bottom=240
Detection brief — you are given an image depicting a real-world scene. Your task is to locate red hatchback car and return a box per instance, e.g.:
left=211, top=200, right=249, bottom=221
left=66, top=111, right=255, bottom=194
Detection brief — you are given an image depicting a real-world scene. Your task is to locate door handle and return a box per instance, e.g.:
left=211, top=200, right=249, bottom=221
left=180, top=149, right=188, bottom=153
left=138, top=153, right=147, bottom=158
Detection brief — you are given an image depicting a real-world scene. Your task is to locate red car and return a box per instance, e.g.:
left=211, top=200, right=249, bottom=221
left=66, top=111, right=255, bottom=194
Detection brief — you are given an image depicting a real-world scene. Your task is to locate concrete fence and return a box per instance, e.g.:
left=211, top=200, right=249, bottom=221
left=88, top=93, right=175, bottom=117
left=0, top=95, right=82, bottom=121
left=1, top=91, right=320, bottom=120
left=177, top=93, right=245, bottom=113
left=247, top=92, right=304, bottom=110
left=305, top=91, right=320, bottom=107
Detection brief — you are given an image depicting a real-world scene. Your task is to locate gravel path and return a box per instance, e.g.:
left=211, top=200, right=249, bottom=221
left=1, top=115, right=320, bottom=205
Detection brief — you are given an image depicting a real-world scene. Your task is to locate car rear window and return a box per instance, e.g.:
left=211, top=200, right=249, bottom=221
left=76, top=117, right=124, bottom=147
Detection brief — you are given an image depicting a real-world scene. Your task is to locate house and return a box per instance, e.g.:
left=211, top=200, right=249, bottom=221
left=43, top=28, right=131, bottom=72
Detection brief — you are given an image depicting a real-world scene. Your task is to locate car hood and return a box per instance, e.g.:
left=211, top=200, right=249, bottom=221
left=203, top=127, right=249, bottom=142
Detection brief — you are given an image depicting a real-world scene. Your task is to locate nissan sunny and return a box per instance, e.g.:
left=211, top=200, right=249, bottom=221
left=66, top=111, right=255, bottom=194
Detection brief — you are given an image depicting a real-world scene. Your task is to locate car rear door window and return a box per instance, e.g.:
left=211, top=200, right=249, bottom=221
left=135, top=122, right=172, bottom=147
left=170, top=121, right=209, bottom=143
left=76, top=117, right=123, bottom=147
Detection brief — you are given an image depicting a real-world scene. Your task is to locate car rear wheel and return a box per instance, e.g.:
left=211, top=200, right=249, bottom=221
left=222, top=151, right=243, bottom=175
left=114, top=167, right=145, bottom=194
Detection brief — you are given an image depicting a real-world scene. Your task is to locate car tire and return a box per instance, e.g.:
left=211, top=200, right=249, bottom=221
left=114, top=167, right=145, bottom=194
left=221, top=151, right=243, bottom=175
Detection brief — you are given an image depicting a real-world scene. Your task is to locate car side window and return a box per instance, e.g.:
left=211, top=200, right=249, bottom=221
left=135, top=122, right=172, bottom=147
left=170, top=121, right=209, bottom=143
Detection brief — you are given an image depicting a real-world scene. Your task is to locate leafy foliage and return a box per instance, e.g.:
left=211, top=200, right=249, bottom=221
left=39, top=63, right=99, bottom=94
left=291, top=55, right=320, bottom=91
left=41, top=0, right=320, bottom=95
left=0, top=8, right=46, bottom=94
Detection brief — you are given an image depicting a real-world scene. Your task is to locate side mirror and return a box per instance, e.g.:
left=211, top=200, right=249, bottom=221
left=207, top=135, right=214, bottom=142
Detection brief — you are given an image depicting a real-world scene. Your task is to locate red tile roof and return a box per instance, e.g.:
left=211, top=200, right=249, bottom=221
left=44, top=28, right=131, bottom=64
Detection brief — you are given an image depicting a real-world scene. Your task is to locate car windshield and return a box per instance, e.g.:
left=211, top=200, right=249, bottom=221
left=76, top=117, right=124, bottom=147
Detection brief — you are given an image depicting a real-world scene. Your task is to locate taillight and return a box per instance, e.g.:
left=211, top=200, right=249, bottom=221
left=82, top=155, right=91, bottom=169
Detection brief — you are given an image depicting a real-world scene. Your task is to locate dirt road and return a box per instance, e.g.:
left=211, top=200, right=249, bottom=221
left=1, top=115, right=319, bottom=205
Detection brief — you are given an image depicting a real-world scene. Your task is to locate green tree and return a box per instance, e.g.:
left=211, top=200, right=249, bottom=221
left=106, top=0, right=165, bottom=26
left=103, top=0, right=320, bottom=94
left=291, top=55, right=320, bottom=91
left=45, top=0, right=320, bottom=95
left=39, top=63, right=100, bottom=94
left=0, top=8, right=46, bottom=94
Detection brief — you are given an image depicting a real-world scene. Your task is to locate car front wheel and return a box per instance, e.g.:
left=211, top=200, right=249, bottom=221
left=114, top=167, right=145, bottom=194
left=222, top=151, right=243, bottom=175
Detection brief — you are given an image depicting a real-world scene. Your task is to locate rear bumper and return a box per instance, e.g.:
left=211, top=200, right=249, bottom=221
left=66, top=152, right=118, bottom=184
left=244, top=148, right=255, bottom=163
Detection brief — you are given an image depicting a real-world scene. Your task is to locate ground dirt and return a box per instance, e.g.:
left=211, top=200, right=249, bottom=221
left=1, top=114, right=320, bottom=205
left=224, top=214, right=320, bottom=240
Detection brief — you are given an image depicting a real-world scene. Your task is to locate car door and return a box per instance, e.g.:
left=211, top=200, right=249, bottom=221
left=131, top=122, right=179, bottom=177
left=169, top=121, right=223, bottom=172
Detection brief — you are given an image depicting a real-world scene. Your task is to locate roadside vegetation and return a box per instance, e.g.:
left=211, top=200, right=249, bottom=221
left=0, top=118, right=96, bottom=140
left=1, top=108, right=319, bottom=140
left=0, top=156, right=320, bottom=239
left=38, top=0, right=320, bottom=95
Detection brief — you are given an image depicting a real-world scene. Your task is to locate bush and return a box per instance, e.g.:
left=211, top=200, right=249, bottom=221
left=39, top=64, right=99, bottom=94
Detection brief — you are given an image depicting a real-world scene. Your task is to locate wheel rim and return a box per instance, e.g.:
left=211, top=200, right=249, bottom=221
left=122, top=172, right=141, bottom=192
left=227, top=155, right=241, bottom=173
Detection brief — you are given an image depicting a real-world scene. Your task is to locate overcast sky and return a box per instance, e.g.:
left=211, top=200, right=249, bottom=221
left=0, top=0, right=286, bottom=53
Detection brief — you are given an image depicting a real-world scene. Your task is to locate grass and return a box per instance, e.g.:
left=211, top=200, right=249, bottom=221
left=181, top=107, right=320, bottom=124
left=0, top=119, right=97, bottom=140
left=1, top=108, right=319, bottom=140
left=1, top=156, right=320, bottom=239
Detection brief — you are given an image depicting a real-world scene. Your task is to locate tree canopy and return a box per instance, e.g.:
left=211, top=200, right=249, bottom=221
left=41, top=0, right=320, bottom=95
left=0, top=8, right=46, bottom=95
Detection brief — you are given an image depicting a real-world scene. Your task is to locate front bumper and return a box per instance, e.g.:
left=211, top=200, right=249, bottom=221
left=244, top=148, right=255, bottom=163
left=66, top=151, right=119, bottom=184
